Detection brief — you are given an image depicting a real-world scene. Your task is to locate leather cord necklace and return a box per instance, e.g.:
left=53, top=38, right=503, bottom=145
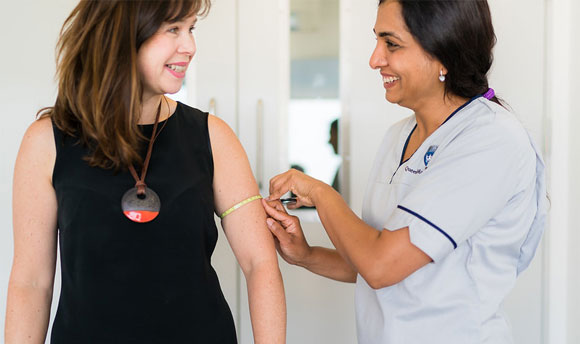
left=121, top=96, right=169, bottom=223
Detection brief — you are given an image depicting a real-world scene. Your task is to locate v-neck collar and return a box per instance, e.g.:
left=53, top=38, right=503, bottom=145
left=398, top=95, right=482, bottom=167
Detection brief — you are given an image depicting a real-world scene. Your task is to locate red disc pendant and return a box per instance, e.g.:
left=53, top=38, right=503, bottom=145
left=121, top=187, right=161, bottom=223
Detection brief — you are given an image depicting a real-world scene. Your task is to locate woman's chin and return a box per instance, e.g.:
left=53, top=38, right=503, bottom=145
left=385, top=92, right=398, bottom=104
left=163, top=87, right=182, bottom=96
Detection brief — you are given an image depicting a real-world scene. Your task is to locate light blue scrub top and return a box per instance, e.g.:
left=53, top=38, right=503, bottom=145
left=357, top=97, right=547, bottom=344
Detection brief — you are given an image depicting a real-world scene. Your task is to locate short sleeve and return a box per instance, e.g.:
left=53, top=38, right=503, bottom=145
left=387, top=120, right=537, bottom=262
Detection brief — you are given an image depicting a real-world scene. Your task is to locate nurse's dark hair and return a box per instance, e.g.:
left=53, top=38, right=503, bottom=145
left=38, top=0, right=210, bottom=170
left=378, top=0, right=502, bottom=106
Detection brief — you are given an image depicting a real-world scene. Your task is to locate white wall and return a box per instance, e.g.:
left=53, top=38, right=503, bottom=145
left=546, top=0, right=580, bottom=343
left=567, top=1, right=580, bottom=342
left=291, top=0, right=339, bottom=60
left=0, top=0, right=78, bottom=341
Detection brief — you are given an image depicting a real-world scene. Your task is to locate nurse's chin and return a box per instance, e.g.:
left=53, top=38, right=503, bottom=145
left=384, top=92, right=400, bottom=105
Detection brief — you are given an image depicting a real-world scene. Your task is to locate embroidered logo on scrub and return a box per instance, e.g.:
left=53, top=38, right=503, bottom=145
left=424, top=145, right=438, bottom=167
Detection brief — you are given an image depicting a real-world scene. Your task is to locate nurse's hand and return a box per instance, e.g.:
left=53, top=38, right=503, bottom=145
left=262, top=199, right=312, bottom=267
left=268, top=169, right=325, bottom=209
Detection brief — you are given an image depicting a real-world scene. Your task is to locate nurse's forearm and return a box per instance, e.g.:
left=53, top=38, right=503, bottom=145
left=309, top=184, right=389, bottom=284
left=310, top=185, right=431, bottom=288
left=299, top=246, right=357, bottom=283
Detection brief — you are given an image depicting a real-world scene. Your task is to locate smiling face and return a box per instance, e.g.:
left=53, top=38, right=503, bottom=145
left=369, top=0, right=446, bottom=110
left=137, top=15, right=197, bottom=100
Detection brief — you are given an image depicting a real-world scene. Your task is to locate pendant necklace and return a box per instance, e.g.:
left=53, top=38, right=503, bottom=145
left=121, top=97, right=169, bottom=223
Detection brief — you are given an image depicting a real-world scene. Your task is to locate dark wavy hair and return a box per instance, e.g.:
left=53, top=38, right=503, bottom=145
left=39, top=0, right=211, bottom=170
left=378, top=0, right=501, bottom=105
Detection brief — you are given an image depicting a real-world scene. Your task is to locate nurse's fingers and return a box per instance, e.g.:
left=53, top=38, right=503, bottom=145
left=266, top=217, right=291, bottom=244
left=262, top=199, right=294, bottom=227
left=265, top=213, right=311, bottom=267
left=264, top=199, right=287, bottom=214
left=268, top=170, right=293, bottom=201
left=268, top=169, right=318, bottom=207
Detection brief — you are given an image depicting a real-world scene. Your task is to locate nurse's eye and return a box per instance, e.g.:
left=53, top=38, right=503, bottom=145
left=189, top=25, right=196, bottom=33
left=168, top=26, right=179, bottom=34
left=386, top=40, right=400, bottom=49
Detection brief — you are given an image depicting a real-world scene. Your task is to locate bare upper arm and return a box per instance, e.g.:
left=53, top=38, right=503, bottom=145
left=10, top=117, right=58, bottom=289
left=365, top=227, right=432, bottom=289
left=207, top=115, right=278, bottom=273
left=208, top=115, right=260, bottom=214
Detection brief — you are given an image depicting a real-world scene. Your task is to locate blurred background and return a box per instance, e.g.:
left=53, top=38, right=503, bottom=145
left=1, top=0, right=578, bottom=343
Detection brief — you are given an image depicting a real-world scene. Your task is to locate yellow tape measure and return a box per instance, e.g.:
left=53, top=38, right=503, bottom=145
left=220, top=195, right=263, bottom=219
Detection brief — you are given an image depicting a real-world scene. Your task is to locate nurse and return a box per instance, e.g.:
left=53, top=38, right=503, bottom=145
left=263, top=0, right=547, bottom=343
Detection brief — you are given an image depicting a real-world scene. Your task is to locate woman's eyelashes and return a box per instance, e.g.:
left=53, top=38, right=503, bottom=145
left=166, top=25, right=196, bottom=34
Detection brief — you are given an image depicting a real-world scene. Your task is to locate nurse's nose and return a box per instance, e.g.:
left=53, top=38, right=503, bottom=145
left=369, top=42, right=387, bottom=70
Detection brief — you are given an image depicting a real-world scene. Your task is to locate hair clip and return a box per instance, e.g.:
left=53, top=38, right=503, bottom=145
left=483, top=88, right=495, bottom=100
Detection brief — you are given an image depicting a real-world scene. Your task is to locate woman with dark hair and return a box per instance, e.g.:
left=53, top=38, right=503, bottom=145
left=263, top=0, right=546, bottom=343
left=5, top=1, right=285, bottom=343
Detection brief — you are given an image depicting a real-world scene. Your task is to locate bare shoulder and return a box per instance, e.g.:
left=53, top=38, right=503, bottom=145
left=207, top=113, right=250, bottom=171
left=23, top=116, right=55, bottom=148
left=207, top=114, right=246, bottom=158
left=22, top=117, right=55, bottom=157
left=207, top=114, right=237, bottom=143
left=16, top=117, right=56, bottom=182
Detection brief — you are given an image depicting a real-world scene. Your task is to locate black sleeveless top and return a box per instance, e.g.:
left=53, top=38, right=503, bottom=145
left=50, top=103, right=237, bottom=343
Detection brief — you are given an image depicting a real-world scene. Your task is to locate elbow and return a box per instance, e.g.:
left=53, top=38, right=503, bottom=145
left=240, top=257, right=281, bottom=280
left=358, top=263, right=403, bottom=290
left=8, top=276, right=55, bottom=293
left=361, top=272, right=399, bottom=290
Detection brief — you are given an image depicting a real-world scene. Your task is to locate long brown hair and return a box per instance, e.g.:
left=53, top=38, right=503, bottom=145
left=40, top=0, right=210, bottom=170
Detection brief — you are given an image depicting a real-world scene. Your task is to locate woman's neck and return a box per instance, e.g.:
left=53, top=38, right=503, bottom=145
left=412, top=93, right=469, bottom=141
left=139, top=94, right=165, bottom=125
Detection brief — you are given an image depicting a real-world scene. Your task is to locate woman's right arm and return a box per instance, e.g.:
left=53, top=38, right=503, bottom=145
left=262, top=200, right=357, bottom=283
left=5, top=117, right=58, bottom=344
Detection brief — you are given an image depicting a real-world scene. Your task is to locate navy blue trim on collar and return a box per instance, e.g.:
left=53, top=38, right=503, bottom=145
left=399, top=124, right=417, bottom=167
left=397, top=205, right=458, bottom=249
left=441, top=94, right=482, bottom=126
left=398, top=95, right=481, bottom=168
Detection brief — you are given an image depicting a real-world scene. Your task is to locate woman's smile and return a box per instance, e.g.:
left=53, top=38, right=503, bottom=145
left=165, top=62, right=188, bottom=78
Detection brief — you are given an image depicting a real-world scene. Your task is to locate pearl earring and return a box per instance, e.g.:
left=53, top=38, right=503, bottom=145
left=439, top=70, right=446, bottom=82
